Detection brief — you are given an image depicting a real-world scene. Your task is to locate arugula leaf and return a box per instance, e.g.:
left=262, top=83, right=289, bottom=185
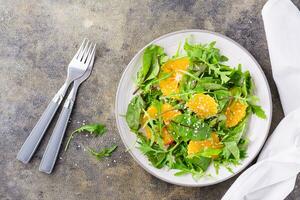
left=74, top=124, right=107, bottom=136
left=213, top=90, right=230, bottom=111
left=223, top=117, right=248, bottom=143
left=238, top=138, right=249, bottom=159
left=224, top=141, right=240, bottom=160
left=242, top=71, right=252, bottom=96
left=64, top=123, right=107, bottom=151
left=137, top=137, right=168, bottom=168
left=88, top=145, right=118, bottom=160
left=184, top=40, right=231, bottom=83
left=126, top=95, right=145, bottom=131
left=227, top=66, right=253, bottom=97
left=188, top=156, right=211, bottom=171
left=197, top=82, right=226, bottom=90
left=166, top=153, right=176, bottom=168
left=250, top=104, right=267, bottom=119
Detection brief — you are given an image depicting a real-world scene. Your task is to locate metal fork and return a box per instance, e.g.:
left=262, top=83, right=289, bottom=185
left=17, top=39, right=95, bottom=164
left=39, top=44, right=96, bottom=174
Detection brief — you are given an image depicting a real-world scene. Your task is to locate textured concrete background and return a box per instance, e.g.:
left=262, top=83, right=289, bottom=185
left=1, top=0, right=300, bottom=199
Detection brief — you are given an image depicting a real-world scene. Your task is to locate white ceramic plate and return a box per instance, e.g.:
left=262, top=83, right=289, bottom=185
left=115, top=30, right=272, bottom=187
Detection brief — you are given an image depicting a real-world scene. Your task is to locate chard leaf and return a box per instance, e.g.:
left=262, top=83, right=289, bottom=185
left=137, top=45, right=166, bottom=86
left=126, top=95, right=145, bottom=131
left=170, top=114, right=211, bottom=141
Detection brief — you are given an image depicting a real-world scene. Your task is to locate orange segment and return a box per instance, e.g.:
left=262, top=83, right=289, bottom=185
left=188, top=140, right=212, bottom=155
left=147, top=106, right=158, bottom=118
left=142, top=105, right=158, bottom=125
left=225, top=100, right=248, bottom=128
left=142, top=104, right=179, bottom=144
left=161, top=103, right=181, bottom=125
left=159, top=57, right=189, bottom=97
left=143, top=103, right=181, bottom=125
left=162, top=127, right=174, bottom=145
left=144, top=127, right=174, bottom=145
left=186, top=94, right=218, bottom=119
left=162, top=57, right=190, bottom=73
left=145, top=126, right=152, bottom=139
left=159, top=77, right=179, bottom=96
left=187, top=133, right=223, bottom=155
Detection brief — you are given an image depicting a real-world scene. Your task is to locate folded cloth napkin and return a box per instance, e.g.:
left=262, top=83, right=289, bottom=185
left=222, top=0, right=300, bottom=199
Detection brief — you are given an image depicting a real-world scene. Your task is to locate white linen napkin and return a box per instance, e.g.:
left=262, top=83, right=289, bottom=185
left=222, top=0, right=300, bottom=199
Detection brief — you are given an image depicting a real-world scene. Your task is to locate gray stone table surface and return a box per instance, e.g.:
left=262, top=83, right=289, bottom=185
left=1, top=0, right=300, bottom=199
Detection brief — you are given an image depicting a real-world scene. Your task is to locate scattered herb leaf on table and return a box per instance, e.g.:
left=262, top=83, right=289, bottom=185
left=65, top=123, right=107, bottom=151
left=88, top=145, right=118, bottom=160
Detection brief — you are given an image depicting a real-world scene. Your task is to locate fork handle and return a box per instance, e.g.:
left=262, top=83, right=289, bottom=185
left=39, top=85, right=78, bottom=174
left=17, top=82, right=70, bottom=164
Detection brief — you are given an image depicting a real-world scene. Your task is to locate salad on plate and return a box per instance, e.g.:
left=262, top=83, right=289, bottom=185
left=125, top=39, right=266, bottom=178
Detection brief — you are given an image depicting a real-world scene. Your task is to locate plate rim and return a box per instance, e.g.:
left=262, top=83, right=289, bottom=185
left=115, top=29, right=273, bottom=187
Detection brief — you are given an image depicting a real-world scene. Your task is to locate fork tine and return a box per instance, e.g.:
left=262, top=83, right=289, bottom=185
left=81, top=42, right=93, bottom=63
left=86, top=43, right=96, bottom=65
left=78, top=40, right=90, bottom=61
left=73, top=38, right=87, bottom=59
left=82, top=42, right=94, bottom=63
left=90, top=44, right=96, bottom=66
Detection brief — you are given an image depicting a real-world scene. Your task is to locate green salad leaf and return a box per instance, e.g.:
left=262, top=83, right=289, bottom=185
left=184, top=40, right=231, bottom=84
left=74, top=124, right=107, bottom=136
left=224, top=141, right=240, bottom=160
left=88, top=145, right=118, bottom=160
left=250, top=104, right=267, bottom=119
left=65, top=123, right=107, bottom=151
left=170, top=114, right=211, bottom=141
left=137, top=45, right=167, bottom=86
left=126, top=95, right=145, bottom=131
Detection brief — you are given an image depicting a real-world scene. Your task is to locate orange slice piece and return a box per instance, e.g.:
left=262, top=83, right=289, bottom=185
left=143, top=103, right=181, bottom=125
left=187, top=133, right=223, bottom=155
left=159, top=57, right=189, bottom=97
left=161, top=103, right=181, bottom=125
left=145, top=126, right=152, bottom=140
left=143, top=104, right=179, bottom=144
left=144, top=127, right=174, bottom=145
left=186, top=93, right=218, bottom=119
left=142, top=105, right=158, bottom=125
left=162, top=127, right=174, bottom=145
left=159, top=77, right=179, bottom=97
left=225, top=100, right=248, bottom=128
left=162, top=57, right=190, bottom=73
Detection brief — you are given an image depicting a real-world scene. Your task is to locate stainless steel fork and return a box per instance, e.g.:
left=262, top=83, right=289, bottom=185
left=17, top=39, right=95, bottom=164
left=39, top=44, right=96, bottom=174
